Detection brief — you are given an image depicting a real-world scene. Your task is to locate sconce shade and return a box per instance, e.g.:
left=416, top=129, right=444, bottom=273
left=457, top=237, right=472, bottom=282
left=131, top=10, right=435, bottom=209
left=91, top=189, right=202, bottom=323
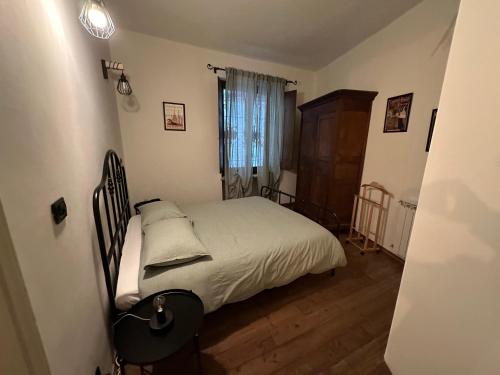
left=79, top=0, right=115, bottom=39
left=117, top=73, right=133, bottom=96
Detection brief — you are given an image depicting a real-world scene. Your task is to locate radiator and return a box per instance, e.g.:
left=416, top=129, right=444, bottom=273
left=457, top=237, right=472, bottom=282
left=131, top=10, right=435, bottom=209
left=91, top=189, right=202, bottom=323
left=397, top=200, right=417, bottom=259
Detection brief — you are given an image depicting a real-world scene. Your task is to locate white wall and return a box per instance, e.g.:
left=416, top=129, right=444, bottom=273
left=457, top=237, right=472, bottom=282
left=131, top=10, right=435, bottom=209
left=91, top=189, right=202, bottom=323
left=0, top=200, right=50, bottom=375
left=385, top=0, right=500, bottom=373
left=110, top=30, right=315, bottom=206
left=0, top=0, right=123, bottom=374
left=315, top=0, right=459, bottom=256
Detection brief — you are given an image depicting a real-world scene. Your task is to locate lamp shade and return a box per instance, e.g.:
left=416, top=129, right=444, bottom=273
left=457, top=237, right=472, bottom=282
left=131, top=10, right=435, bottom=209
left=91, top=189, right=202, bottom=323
left=79, top=0, right=115, bottom=39
left=117, top=73, right=133, bottom=96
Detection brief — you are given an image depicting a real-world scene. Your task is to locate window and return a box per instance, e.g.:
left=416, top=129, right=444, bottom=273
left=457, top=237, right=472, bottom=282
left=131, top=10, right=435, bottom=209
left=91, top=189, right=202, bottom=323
left=218, top=78, right=297, bottom=175
left=218, top=79, right=264, bottom=174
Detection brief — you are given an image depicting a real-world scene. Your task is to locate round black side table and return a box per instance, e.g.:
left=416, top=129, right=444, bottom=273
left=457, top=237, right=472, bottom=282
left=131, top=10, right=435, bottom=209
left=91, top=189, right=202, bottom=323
left=113, top=289, right=204, bottom=374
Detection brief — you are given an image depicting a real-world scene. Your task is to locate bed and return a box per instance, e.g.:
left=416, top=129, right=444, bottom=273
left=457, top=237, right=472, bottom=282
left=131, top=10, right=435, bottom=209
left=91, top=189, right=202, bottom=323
left=93, top=151, right=347, bottom=320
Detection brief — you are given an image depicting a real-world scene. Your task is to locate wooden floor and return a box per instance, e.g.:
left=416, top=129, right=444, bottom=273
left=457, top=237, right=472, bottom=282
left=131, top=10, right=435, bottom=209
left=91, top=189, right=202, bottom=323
left=127, top=240, right=403, bottom=374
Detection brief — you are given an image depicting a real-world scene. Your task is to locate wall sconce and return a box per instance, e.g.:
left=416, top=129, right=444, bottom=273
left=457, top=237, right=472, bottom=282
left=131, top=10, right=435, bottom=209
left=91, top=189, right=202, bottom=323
left=79, top=0, right=115, bottom=39
left=101, top=60, right=133, bottom=96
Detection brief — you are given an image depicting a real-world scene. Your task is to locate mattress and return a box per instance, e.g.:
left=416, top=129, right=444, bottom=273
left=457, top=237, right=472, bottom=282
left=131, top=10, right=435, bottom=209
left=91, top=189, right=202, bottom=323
left=138, top=196, right=347, bottom=313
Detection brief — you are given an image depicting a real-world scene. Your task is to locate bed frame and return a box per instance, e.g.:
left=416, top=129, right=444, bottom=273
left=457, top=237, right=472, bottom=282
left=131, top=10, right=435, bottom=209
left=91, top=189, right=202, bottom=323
left=260, top=186, right=341, bottom=238
left=93, top=150, right=131, bottom=320
left=93, top=151, right=340, bottom=321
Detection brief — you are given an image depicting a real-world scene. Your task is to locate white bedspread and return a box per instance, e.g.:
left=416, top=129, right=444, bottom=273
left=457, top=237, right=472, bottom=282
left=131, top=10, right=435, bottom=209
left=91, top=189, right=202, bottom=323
left=139, top=196, right=347, bottom=313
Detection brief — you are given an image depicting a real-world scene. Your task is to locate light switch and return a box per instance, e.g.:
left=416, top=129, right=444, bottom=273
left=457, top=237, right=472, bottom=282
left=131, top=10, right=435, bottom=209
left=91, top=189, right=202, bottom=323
left=51, top=197, right=67, bottom=224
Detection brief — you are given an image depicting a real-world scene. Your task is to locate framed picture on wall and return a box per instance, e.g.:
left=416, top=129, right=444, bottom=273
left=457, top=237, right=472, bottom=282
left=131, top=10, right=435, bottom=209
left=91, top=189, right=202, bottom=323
left=425, top=108, right=438, bottom=152
left=383, top=93, right=413, bottom=133
left=163, top=102, right=186, bottom=131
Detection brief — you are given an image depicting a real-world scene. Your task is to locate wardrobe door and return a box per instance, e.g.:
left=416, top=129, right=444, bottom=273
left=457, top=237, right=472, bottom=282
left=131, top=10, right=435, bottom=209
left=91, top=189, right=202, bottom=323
left=310, top=112, right=337, bottom=218
left=329, top=110, right=370, bottom=224
left=295, top=111, right=317, bottom=214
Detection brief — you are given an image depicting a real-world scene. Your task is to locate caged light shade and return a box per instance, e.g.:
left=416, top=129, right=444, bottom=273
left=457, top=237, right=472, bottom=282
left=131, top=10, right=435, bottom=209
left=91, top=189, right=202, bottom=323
left=117, top=73, right=133, bottom=96
left=79, top=0, right=115, bottom=39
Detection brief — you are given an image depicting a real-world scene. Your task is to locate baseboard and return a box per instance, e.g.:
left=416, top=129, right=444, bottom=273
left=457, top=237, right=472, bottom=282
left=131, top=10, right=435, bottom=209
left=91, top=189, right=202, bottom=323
left=380, top=247, right=405, bottom=264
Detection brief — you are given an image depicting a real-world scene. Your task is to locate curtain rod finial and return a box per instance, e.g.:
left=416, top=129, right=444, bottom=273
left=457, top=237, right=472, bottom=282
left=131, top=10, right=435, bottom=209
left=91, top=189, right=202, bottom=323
left=207, top=64, right=225, bottom=74
left=207, top=64, right=218, bottom=74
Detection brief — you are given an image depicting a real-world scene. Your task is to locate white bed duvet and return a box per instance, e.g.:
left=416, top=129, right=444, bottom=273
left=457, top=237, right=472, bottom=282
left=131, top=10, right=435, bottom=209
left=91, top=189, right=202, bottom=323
left=134, top=196, right=347, bottom=313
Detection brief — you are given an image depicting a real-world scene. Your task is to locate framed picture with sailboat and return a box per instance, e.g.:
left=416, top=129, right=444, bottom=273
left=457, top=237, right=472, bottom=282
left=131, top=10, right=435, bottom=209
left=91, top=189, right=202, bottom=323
left=163, top=102, right=186, bottom=131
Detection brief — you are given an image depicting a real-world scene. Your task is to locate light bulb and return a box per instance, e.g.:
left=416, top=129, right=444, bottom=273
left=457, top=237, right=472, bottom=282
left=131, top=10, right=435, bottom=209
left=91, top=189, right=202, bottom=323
left=153, top=295, right=166, bottom=312
left=87, top=7, right=108, bottom=29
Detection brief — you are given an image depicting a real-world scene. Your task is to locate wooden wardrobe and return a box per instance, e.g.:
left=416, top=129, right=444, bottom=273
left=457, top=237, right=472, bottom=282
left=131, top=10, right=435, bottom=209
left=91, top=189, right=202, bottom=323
left=295, top=89, right=378, bottom=229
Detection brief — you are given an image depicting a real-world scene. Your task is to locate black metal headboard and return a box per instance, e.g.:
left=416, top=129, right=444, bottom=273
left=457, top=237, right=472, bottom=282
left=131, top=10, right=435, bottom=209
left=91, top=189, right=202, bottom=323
left=93, top=150, right=131, bottom=320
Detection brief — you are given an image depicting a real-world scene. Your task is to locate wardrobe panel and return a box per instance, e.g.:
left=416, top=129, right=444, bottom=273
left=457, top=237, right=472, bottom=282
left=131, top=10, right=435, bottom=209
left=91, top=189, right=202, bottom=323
left=317, top=113, right=337, bottom=162
left=299, top=118, right=317, bottom=159
left=310, top=161, right=330, bottom=208
left=296, top=157, right=314, bottom=201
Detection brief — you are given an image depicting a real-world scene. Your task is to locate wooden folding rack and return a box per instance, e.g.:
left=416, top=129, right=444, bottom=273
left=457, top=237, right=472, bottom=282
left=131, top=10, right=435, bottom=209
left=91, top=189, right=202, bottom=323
left=347, top=182, right=391, bottom=254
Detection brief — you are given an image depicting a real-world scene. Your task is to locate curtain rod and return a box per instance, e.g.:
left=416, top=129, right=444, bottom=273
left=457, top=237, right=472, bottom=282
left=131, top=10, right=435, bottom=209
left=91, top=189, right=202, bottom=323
left=207, top=64, right=298, bottom=85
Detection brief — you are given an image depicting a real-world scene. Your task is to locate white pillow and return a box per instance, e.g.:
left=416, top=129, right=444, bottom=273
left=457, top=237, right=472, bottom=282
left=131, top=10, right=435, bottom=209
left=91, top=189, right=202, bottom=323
left=142, top=218, right=209, bottom=268
left=115, top=215, right=142, bottom=310
left=139, top=200, right=186, bottom=228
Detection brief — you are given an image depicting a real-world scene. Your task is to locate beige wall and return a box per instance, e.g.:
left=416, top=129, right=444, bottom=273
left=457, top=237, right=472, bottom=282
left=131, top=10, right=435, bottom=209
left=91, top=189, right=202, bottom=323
left=0, top=200, right=50, bottom=375
left=0, top=0, right=123, bottom=374
left=315, top=0, right=459, bottom=257
left=110, top=30, right=315, bottom=206
left=385, top=0, right=500, bottom=373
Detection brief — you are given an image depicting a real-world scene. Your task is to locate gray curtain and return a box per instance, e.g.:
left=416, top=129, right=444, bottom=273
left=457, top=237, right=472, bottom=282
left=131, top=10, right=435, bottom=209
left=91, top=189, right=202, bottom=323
left=224, top=67, right=286, bottom=199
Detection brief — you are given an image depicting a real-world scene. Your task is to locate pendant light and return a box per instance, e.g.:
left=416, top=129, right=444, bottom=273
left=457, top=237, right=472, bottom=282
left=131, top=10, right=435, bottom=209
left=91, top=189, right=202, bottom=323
left=79, top=0, right=115, bottom=39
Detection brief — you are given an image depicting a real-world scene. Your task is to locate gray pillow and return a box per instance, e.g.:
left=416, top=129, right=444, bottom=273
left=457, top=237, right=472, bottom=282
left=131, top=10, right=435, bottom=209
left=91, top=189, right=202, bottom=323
left=139, top=200, right=186, bottom=228
left=142, top=218, right=209, bottom=268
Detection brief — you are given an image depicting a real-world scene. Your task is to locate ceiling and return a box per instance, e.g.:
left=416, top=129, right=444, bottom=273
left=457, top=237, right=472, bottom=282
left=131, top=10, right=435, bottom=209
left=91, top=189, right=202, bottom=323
left=107, top=0, right=422, bottom=70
